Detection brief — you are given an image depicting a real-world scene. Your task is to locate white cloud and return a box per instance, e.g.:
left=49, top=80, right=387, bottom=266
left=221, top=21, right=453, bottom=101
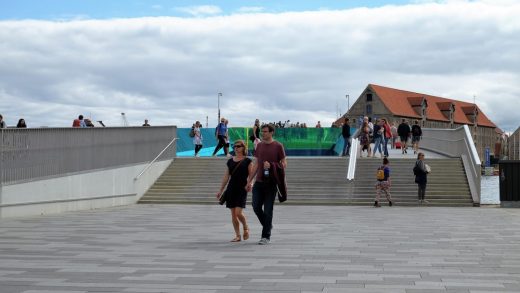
left=0, top=1, right=519, bottom=132
left=236, top=6, right=265, bottom=14
left=175, top=5, right=222, bottom=17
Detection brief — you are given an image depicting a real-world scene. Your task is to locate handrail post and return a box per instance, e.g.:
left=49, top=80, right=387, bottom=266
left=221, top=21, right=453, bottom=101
left=346, top=138, right=359, bottom=180
left=134, top=137, right=178, bottom=181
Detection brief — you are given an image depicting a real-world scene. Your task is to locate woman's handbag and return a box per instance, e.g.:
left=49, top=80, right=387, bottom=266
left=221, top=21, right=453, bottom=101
left=218, top=160, right=244, bottom=205
left=218, top=190, right=228, bottom=205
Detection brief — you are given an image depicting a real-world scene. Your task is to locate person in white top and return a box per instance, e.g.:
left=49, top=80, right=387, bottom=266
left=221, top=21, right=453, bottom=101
left=193, top=121, right=203, bottom=157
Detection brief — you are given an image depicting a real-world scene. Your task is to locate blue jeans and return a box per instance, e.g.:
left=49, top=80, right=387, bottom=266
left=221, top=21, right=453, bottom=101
left=342, top=137, right=351, bottom=156
left=383, top=137, right=389, bottom=157
left=252, top=181, right=277, bottom=239
left=373, top=136, right=383, bottom=154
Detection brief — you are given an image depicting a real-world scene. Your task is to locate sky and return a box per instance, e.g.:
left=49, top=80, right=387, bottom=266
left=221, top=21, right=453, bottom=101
left=0, top=0, right=519, bottom=132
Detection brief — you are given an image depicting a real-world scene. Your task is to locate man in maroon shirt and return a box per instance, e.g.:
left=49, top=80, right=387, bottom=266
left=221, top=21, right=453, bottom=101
left=247, top=124, right=287, bottom=245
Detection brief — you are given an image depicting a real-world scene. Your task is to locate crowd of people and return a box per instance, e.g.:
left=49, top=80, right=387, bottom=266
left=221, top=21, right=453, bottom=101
left=342, top=116, right=423, bottom=158
left=263, top=120, right=325, bottom=128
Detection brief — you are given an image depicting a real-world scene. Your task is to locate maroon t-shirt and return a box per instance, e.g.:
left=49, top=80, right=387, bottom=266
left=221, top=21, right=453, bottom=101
left=254, top=141, right=286, bottom=182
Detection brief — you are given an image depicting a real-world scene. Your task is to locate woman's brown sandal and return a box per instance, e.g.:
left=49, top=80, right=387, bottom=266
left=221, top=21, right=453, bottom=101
left=230, top=235, right=241, bottom=242
left=243, top=227, right=250, bottom=241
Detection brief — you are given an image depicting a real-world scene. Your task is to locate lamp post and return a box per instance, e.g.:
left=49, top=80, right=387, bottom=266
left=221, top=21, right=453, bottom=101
left=217, top=92, right=222, bottom=123
left=345, top=94, right=350, bottom=115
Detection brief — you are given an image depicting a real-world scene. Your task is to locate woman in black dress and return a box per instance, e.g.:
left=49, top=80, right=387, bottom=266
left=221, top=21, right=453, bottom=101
left=216, top=140, right=253, bottom=242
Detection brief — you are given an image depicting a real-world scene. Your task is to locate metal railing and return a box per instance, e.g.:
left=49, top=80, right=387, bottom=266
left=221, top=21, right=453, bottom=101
left=134, top=137, right=178, bottom=181
left=0, top=126, right=177, bottom=185
left=421, top=125, right=481, bottom=204
left=509, top=127, right=520, bottom=160
left=346, top=138, right=359, bottom=180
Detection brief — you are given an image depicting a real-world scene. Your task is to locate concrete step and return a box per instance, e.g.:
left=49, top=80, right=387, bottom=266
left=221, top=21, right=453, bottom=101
left=138, top=198, right=474, bottom=207
left=139, top=157, right=474, bottom=207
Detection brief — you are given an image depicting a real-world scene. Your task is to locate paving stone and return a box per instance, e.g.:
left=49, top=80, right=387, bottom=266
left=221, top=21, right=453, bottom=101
left=0, top=205, right=519, bottom=292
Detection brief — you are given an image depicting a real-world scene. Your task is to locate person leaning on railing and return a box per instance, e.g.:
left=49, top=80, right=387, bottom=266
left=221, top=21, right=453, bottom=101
left=16, top=118, right=27, bottom=128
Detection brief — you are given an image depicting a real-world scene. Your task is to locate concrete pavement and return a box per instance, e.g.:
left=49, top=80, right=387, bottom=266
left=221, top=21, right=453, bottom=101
left=1, top=204, right=520, bottom=293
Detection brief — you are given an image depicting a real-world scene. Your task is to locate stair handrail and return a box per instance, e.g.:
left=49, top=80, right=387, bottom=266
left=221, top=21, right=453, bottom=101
left=346, top=138, right=359, bottom=180
left=461, top=125, right=481, bottom=204
left=421, top=126, right=481, bottom=204
left=134, top=137, right=178, bottom=181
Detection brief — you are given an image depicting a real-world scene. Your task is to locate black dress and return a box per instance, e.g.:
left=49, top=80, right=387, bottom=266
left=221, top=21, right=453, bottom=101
left=225, top=157, right=252, bottom=209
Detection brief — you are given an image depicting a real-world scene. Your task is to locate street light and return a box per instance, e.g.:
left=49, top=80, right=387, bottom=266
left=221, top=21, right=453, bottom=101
left=345, top=94, right=350, bottom=115
left=217, top=92, right=222, bottom=123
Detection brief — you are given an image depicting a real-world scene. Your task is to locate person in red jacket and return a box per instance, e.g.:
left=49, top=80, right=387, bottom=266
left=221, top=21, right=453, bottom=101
left=382, top=118, right=392, bottom=157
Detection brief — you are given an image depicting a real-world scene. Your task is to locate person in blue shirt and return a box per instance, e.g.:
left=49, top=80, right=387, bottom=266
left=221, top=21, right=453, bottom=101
left=212, top=118, right=229, bottom=157
left=374, top=157, right=393, bottom=207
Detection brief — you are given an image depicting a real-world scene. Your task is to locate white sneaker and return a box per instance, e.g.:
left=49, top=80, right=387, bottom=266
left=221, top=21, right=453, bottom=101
left=258, top=238, right=270, bottom=245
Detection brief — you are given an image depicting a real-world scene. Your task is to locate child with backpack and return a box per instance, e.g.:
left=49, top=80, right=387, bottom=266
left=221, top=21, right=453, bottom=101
left=374, top=157, right=393, bottom=207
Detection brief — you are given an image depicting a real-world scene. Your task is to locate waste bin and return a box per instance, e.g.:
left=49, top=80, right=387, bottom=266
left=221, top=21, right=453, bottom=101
left=499, top=160, right=520, bottom=207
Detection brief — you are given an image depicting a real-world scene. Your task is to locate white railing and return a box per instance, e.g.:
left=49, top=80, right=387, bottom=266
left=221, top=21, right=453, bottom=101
left=346, top=138, right=359, bottom=180
left=421, top=125, right=481, bottom=204
left=134, top=137, right=178, bottom=181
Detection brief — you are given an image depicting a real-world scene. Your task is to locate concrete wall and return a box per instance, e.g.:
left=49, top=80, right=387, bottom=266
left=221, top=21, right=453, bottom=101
left=0, top=160, right=171, bottom=218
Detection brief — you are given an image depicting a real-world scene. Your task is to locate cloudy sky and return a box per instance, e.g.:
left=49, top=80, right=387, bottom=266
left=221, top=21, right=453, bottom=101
left=1, top=0, right=519, bottom=132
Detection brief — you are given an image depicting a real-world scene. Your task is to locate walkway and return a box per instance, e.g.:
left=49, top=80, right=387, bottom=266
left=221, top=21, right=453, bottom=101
left=1, top=205, right=520, bottom=292
left=358, top=146, right=447, bottom=159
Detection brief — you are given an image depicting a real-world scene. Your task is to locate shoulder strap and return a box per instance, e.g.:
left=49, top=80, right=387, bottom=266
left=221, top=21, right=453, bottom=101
left=229, top=159, right=244, bottom=177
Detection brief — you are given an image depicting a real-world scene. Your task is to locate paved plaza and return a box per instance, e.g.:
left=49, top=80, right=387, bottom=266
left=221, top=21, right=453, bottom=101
left=1, top=204, right=520, bottom=293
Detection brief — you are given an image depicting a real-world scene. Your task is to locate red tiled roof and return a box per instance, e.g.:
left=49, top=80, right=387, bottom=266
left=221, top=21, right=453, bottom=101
left=368, top=84, right=496, bottom=128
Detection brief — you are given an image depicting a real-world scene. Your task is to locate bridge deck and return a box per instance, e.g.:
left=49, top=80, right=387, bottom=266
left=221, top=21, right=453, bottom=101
left=355, top=146, right=448, bottom=159
left=1, top=204, right=519, bottom=292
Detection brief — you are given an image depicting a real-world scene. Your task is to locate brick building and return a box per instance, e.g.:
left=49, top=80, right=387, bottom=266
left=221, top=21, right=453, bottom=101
left=335, top=84, right=502, bottom=158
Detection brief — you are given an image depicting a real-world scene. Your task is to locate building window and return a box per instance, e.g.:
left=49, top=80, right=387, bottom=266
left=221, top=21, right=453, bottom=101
left=366, top=93, right=373, bottom=102
left=366, top=104, right=372, bottom=115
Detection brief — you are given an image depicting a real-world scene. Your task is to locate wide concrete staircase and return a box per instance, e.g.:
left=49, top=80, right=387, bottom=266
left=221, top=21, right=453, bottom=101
left=139, top=157, right=350, bottom=205
left=350, top=158, right=474, bottom=206
left=138, top=157, right=474, bottom=206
